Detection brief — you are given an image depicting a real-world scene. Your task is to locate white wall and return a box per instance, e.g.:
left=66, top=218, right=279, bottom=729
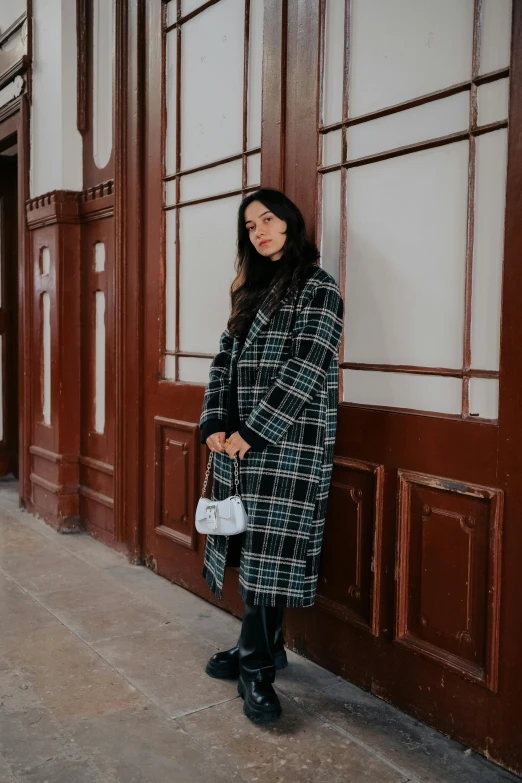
left=31, top=0, right=83, bottom=196
left=0, top=0, right=27, bottom=33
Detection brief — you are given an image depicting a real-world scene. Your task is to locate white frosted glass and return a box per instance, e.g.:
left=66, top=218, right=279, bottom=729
left=471, top=130, right=508, bottom=371
left=323, top=0, right=346, bottom=125
left=165, top=180, right=177, bottom=206
left=165, top=211, right=177, bottom=353
left=165, top=31, right=177, bottom=176
left=247, top=153, right=261, bottom=187
left=321, top=171, right=341, bottom=284
left=181, top=0, right=245, bottom=169
left=469, top=378, right=498, bottom=420
left=248, top=0, right=264, bottom=149
left=93, top=0, right=114, bottom=169
left=0, top=336, right=3, bottom=441
left=180, top=159, right=242, bottom=202
left=178, top=356, right=213, bottom=384
left=165, top=355, right=176, bottom=379
left=181, top=0, right=208, bottom=17
left=179, top=196, right=240, bottom=353
left=343, top=369, right=462, bottom=415
left=42, top=293, right=51, bottom=425
left=40, top=246, right=50, bottom=275
left=347, top=92, right=470, bottom=161
left=323, top=129, right=343, bottom=166
left=477, top=79, right=509, bottom=127
left=94, top=291, right=106, bottom=434
left=345, top=142, right=469, bottom=367
left=479, top=0, right=512, bottom=75
left=94, top=242, right=105, bottom=273
left=349, top=0, right=474, bottom=117
left=166, top=2, right=177, bottom=26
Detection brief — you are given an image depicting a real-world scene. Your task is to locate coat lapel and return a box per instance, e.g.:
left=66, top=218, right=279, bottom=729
left=238, top=290, right=296, bottom=363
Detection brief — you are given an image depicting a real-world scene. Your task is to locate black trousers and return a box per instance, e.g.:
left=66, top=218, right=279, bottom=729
left=238, top=602, right=284, bottom=683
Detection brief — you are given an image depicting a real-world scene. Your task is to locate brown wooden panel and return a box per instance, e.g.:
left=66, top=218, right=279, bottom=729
left=396, top=471, right=503, bottom=691
left=154, top=417, right=199, bottom=551
left=316, top=457, right=383, bottom=635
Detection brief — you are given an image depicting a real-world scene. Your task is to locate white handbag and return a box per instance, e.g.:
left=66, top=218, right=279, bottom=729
left=195, top=452, right=248, bottom=536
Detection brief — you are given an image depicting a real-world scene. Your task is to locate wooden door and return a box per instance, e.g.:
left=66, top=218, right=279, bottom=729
left=140, top=0, right=522, bottom=771
left=142, top=0, right=264, bottom=615
left=280, top=0, right=522, bottom=774
left=0, top=156, right=18, bottom=478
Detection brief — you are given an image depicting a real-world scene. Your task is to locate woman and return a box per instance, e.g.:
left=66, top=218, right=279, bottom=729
left=199, top=188, right=344, bottom=723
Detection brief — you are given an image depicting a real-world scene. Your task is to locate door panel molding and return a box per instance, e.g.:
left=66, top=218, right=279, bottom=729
left=396, top=469, right=503, bottom=692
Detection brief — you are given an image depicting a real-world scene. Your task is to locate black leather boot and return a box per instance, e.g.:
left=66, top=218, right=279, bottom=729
left=237, top=602, right=282, bottom=722
left=205, top=606, right=287, bottom=680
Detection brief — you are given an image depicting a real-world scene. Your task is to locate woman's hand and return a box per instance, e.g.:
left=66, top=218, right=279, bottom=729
left=206, top=432, right=226, bottom=452
left=224, top=432, right=251, bottom=460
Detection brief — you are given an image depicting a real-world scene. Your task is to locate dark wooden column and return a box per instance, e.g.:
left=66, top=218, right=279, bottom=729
left=25, top=192, right=82, bottom=531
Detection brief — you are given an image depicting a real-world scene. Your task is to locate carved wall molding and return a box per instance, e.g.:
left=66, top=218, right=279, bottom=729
left=396, top=470, right=503, bottom=692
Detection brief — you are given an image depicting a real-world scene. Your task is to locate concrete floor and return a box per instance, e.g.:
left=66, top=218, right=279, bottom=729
left=0, top=482, right=518, bottom=783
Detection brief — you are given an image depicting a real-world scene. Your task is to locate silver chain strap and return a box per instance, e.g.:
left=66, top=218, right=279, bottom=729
left=200, top=452, right=240, bottom=499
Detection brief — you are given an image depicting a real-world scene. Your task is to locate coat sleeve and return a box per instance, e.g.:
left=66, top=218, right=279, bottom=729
left=243, top=282, right=344, bottom=445
left=199, top=328, right=234, bottom=430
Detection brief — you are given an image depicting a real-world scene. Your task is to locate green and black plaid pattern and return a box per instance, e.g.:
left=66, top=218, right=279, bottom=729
left=200, top=266, right=344, bottom=607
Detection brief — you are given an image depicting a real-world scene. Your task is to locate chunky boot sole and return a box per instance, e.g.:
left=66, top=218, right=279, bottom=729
left=237, top=678, right=282, bottom=723
left=206, top=650, right=288, bottom=680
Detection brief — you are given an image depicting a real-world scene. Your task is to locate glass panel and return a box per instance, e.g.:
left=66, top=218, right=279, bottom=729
left=247, top=153, right=261, bottom=187
left=323, top=129, right=343, bottom=166
left=165, top=31, right=177, bottom=176
left=94, top=242, right=105, bottom=273
left=321, top=171, right=341, bottom=283
left=469, top=378, right=498, bottom=420
left=343, top=369, right=462, bottom=415
left=477, top=79, right=509, bottom=127
left=165, top=211, right=177, bottom=354
left=347, top=92, right=469, bottom=161
left=0, top=204, right=2, bottom=309
left=345, top=142, right=469, bottom=368
left=165, top=355, right=176, bottom=379
left=180, top=159, right=242, bottom=202
left=178, top=356, right=213, bottom=383
left=247, top=0, right=264, bottom=149
left=471, top=129, right=508, bottom=371
left=93, top=0, right=114, bottom=169
left=349, top=0, right=474, bottom=118
left=94, top=291, right=106, bottom=434
left=165, top=180, right=177, bottom=206
left=181, top=0, right=209, bottom=17
left=166, top=2, right=177, bottom=27
left=323, top=0, right=346, bottom=125
left=42, top=293, right=51, bottom=425
left=479, top=0, right=512, bottom=75
left=181, top=0, right=245, bottom=169
left=179, top=196, right=241, bottom=354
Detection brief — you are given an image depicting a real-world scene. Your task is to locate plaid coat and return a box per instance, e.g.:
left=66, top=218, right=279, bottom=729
left=199, top=265, right=344, bottom=607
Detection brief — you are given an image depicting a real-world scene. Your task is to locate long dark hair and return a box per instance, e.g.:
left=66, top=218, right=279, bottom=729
left=227, top=189, right=319, bottom=338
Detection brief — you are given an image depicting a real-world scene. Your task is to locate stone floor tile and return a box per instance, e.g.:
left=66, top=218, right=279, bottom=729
left=94, top=623, right=238, bottom=718
left=0, top=574, right=60, bottom=651
left=0, top=549, right=108, bottom=595
left=68, top=703, right=240, bottom=783
left=179, top=696, right=407, bottom=783
left=0, top=706, right=78, bottom=776
left=16, top=758, right=109, bottom=783
left=276, top=659, right=515, bottom=783
left=35, top=584, right=172, bottom=644
left=1, top=624, right=145, bottom=721
left=0, top=754, right=19, bottom=782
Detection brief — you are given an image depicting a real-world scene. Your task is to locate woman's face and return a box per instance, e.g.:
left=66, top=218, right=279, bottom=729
left=244, top=200, right=287, bottom=261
